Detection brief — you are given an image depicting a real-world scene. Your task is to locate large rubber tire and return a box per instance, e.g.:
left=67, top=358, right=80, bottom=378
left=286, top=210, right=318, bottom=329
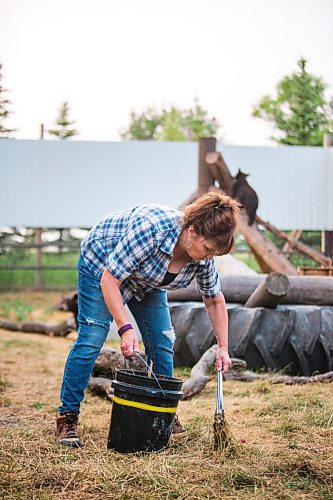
left=169, top=303, right=333, bottom=376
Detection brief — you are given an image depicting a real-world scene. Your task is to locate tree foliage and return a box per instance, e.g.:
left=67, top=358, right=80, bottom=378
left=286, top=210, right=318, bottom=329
left=252, top=58, right=333, bottom=146
left=0, top=63, right=16, bottom=137
left=121, top=99, right=219, bottom=141
left=48, top=102, right=78, bottom=140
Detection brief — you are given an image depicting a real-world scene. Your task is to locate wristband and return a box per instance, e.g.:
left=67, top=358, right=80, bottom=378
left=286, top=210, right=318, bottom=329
left=118, top=323, right=133, bottom=337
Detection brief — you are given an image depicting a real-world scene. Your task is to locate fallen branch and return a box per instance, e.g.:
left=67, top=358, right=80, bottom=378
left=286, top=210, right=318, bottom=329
left=88, top=348, right=147, bottom=399
left=88, top=376, right=114, bottom=400
left=89, top=344, right=333, bottom=401
left=182, top=345, right=333, bottom=399
left=92, top=348, right=146, bottom=378
left=230, top=370, right=333, bottom=385
left=0, top=318, right=75, bottom=337
left=182, top=346, right=247, bottom=399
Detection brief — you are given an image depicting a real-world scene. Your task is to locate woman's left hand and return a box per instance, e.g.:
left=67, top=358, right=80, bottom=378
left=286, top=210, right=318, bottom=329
left=216, top=346, right=232, bottom=373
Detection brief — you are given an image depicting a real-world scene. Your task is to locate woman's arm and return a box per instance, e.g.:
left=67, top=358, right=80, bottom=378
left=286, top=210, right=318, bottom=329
left=203, top=293, right=232, bottom=373
left=100, top=268, right=138, bottom=357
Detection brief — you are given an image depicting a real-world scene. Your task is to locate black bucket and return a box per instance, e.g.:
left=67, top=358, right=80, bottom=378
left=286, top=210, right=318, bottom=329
left=107, top=369, right=183, bottom=453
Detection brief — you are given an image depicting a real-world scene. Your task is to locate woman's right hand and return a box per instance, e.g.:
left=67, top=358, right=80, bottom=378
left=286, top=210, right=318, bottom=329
left=120, top=329, right=139, bottom=358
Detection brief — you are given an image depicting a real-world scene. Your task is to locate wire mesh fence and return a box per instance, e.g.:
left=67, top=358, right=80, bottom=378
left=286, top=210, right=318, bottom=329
left=0, top=227, right=330, bottom=291
left=0, top=228, right=86, bottom=291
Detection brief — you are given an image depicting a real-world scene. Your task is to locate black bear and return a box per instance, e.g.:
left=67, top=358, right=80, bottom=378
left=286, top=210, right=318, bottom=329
left=232, top=169, right=258, bottom=225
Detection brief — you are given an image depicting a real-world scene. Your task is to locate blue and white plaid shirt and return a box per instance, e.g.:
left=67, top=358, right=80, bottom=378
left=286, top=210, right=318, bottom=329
left=81, top=204, right=221, bottom=304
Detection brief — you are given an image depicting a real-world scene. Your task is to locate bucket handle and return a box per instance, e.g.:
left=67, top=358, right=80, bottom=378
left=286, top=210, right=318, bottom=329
left=128, top=350, right=166, bottom=397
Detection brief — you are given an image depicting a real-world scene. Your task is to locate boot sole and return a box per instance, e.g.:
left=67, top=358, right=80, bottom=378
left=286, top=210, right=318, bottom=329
left=58, top=438, right=84, bottom=448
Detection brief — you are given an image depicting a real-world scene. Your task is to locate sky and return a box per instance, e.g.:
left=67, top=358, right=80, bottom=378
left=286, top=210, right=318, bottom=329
left=1, top=0, right=333, bottom=145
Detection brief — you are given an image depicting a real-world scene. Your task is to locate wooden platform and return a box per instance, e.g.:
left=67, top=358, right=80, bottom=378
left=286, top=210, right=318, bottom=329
left=298, top=266, right=333, bottom=276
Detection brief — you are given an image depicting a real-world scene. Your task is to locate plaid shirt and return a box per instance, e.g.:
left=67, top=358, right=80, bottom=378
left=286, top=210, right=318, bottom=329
left=81, top=204, right=221, bottom=304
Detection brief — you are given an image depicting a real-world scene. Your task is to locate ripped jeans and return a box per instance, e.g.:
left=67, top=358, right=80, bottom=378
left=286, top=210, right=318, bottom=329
left=58, top=256, right=175, bottom=414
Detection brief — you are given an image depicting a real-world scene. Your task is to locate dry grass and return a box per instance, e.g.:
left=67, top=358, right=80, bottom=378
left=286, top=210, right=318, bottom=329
left=1, top=292, right=333, bottom=499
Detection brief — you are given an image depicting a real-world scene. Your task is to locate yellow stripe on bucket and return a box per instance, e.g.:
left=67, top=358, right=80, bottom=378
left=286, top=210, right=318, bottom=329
left=113, top=395, right=177, bottom=413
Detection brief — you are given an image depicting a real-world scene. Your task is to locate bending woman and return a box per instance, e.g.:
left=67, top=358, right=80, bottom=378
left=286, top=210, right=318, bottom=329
left=56, top=192, right=240, bottom=447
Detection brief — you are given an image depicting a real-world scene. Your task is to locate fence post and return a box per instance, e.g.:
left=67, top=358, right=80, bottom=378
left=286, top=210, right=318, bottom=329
left=198, top=138, right=216, bottom=195
left=321, top=133, right=333, bottom=259
left=34, top=228, right=42, bottom=289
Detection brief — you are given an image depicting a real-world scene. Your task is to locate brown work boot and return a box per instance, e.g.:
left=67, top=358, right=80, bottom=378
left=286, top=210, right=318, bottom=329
left=172, top=415, right=185, bottom=434
left=56, top=412, right=83, bottom=448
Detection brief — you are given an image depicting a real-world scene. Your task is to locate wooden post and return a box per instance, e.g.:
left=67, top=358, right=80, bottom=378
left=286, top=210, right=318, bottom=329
left=34, top=124, right=44, bottom=289
left=244, top=272, right=290, bottom=308
left=198, top=138, right=216, bottom=195
left=321, top=134, right=333, bottom=259
left=34, top=228, right=42, bottom=289
left=321, top=231, right=333, bottom=260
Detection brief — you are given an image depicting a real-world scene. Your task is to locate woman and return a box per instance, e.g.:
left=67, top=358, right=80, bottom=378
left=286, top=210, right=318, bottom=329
left=56, top=192, right=240, bottom=448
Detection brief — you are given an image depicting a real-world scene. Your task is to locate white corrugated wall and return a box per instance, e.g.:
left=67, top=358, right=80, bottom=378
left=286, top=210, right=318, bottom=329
left=1, top=139, right=332, bottom=229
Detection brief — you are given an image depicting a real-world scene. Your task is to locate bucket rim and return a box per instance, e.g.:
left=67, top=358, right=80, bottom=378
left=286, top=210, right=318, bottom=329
left=116, top=368, right=184, bottom=384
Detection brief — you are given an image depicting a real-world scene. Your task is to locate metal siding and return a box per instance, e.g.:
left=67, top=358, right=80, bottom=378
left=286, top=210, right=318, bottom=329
left=1, top=140, right=332, bottom=229
left=218, top=144, right=333, bottom=230
left=0, top=140, right=197, bottom=227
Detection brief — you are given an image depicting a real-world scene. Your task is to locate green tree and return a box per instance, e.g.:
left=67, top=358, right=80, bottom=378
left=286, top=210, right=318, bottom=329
left=252, top=58, right=332, bottom=146
left=121, top=99, right=219, bottom=141
left=48, top=102, right=78, bottom=140
left=0, top=63, right=16, bottom=137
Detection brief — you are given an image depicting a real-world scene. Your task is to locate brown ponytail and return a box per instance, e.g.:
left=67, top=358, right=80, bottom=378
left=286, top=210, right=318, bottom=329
left=183, top=192, right=241, bottom=255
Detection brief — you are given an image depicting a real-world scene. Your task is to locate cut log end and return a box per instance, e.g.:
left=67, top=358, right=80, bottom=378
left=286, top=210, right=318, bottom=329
left=266, top=272, right=291, bottom=296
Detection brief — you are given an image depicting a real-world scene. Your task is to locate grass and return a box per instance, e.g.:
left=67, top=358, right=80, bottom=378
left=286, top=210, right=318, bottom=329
left=0, top=250, right=79, bottom=289
left=0, top=291, right=333, bottom=499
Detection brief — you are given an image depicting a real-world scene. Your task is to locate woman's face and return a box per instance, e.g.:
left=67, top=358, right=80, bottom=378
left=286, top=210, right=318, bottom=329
left=185, top=226, right=219, bottom=261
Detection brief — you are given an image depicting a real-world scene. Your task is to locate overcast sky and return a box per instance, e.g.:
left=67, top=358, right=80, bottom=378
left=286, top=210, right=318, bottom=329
left=1, top=0, right=332, bottom=145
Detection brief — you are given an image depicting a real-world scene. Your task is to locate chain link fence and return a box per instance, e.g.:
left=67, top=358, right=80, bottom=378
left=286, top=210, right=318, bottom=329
left=0, top=228, right=86, bottom=291
left=0, top=226, right=330, bottom=292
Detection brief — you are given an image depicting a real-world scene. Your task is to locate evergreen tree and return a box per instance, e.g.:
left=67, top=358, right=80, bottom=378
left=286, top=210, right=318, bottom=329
left=0, top=63, right=17, bottom=137
left=252, top=58, right=332, bottom=146
left=48, top=102, right=78, bottom=140
left=121, top=99, right=219, bottom=141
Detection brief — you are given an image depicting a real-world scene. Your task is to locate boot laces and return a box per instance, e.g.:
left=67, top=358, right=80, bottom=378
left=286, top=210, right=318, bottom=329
left=65, top=413, right=78, bottom=434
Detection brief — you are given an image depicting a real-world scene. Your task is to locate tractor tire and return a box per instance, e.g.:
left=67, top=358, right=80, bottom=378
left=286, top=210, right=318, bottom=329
left=169, top=303, right=333, bottom=375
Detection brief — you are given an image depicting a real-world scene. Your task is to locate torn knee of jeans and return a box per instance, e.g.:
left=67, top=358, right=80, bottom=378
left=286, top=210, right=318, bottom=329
left=81, top=316, right=110, bottom=328
left=162, top=327, right=175, bottom=344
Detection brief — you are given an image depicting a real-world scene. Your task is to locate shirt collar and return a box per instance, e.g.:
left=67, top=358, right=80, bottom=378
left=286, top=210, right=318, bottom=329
left=159, top=215, right=183, bottom=256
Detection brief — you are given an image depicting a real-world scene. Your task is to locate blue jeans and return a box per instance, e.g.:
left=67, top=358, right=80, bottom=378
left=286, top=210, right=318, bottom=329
left=58, top=257, right=175, bottom=414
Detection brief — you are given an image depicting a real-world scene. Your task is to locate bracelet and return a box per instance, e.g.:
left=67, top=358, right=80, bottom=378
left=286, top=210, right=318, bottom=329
left=118, top=323, right=133, bottom=337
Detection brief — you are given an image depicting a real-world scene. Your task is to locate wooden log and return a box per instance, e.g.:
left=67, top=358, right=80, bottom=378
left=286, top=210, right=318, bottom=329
left=181, top=345, right=216, bottom=399
left=0, top=318, right=74, bottom=336
left=168, top=274, right=333, bottom=305
left=183, top=345, right=333, bottom=399
left=244, top=272, right=290, bottom=308
left=247, top=242, right=273, bottom=274
left=283, top=230, right=302, bottom=258
left=227, top=370, right=333, bottom=385
left=206, top=151, right=234, bottom=193
left=88, top=376, right=114, bottom=399
left=198, top=138, right=216, bottom=195
left=92, top=348, right=146, bottom=378
left=298, top=267, right=333, bottom=277
left=237, top=211, right=297, bottom=275
left=256, top=215, right=332, bottom=267
left=88, top=345, right=333, bottom=401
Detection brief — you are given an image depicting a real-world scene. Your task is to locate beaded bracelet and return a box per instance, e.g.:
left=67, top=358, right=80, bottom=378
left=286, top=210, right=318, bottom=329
left=118, top=323, right=133, bottom=337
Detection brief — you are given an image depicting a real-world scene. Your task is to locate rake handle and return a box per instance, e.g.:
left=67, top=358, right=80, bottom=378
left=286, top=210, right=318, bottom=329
left=216, top=370, right=224, bottom=415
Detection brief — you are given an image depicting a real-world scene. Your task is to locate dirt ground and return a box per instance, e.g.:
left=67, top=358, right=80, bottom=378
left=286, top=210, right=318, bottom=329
left=0, top=292, right=333, bottom=499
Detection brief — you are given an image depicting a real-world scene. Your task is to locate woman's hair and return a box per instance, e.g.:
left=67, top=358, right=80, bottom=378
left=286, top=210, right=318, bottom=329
left=183, top=192, right=241, bottom=255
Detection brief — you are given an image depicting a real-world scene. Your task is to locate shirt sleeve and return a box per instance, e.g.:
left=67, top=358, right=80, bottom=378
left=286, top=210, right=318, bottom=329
left=105, top=217, right=157, bottom=281
left=195, top=259, right=222, bottom=299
